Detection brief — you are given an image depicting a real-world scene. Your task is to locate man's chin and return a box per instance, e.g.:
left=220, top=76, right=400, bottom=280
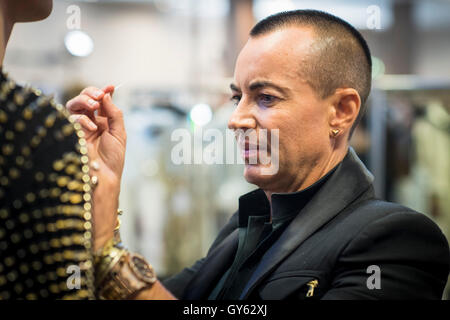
left=243, top=164, right=278, bottom=188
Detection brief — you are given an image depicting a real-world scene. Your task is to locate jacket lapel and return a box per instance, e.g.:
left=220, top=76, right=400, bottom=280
left=184, top=227, right=239, bottom=299
left=239, top=147, right=375, bottom=299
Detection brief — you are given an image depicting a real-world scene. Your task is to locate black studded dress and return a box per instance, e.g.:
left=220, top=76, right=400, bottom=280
left=0, top=71, right=95, bottom=299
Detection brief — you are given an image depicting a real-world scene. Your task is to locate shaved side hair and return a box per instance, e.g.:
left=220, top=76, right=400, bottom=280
left=250, top=10, right=372, bottom=137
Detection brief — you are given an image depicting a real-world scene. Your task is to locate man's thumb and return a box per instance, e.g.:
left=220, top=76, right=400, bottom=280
left=102, top=94, right=125, bottom=143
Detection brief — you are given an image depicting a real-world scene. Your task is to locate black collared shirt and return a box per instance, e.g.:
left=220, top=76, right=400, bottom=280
left=208, top=168, right=336, bottom=300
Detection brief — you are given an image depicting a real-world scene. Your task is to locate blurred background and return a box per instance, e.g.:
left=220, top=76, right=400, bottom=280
left=4, top=0, right=450, bottom=297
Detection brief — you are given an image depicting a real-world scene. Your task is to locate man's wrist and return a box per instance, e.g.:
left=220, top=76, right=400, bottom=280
left=93, top=242, right=157, bottom=300
left=91, top=177, right=120, bottom=251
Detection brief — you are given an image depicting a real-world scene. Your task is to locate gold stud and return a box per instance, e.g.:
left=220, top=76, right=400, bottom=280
left=25, top=192, right=36, bottom=203
left=15, top=120, right=26, bottom=132
left=2, top=144, right=14, bottom=155
left=11, top=283, right=22, bottom=294
left=49, top=173, right=58, bottom=182
left=44, top=114, right=56, bottom=127
left=22, top=107, right=33, bottom=120
left=0, top=209, right=8, bottom=219
left=21, top=146, right=31, bottom=156
left=5, top=130, right=14, bottom=140
left=53, top=160, right=64, bottom=171
left=9, top=168, right=20, bottom=179
left=50, top=188, right=61, bottom=198
left=32, top=261, right=43, bottom=271
left=0, top=110, right=7, bottom=123
left=331, top=129, right=340, bottom=137
left=54, top=131, right=64, bottom=141
left=4, top=256, right=15, bottom=267
left=60, top=192, right=70, bottom=203
left=19, top=213, right=30, bottom=223
left=57, top=176, right=70, bottom=187
left=0, top=176, right=9, bottom=186
left=37, top=127, right=47, bottom=137
left=67, top=180, right=81, bottom=191
left=14, top=93, right=25, bottom=106
left=15, top=156, right=25, bottom=166
left=66, top=164, right=78, bottom=175
left=69, top=194, right=83, bottom=204
left=38, top=96, right=50, bottom=108
left=62, top=124, right=74, bottom=136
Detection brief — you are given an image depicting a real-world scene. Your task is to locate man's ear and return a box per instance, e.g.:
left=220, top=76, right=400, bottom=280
left=327, top=88, right=361, bottom=138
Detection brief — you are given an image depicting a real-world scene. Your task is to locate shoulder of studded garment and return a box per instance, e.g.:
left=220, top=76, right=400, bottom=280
left=0, top=71, right=95, bottom=300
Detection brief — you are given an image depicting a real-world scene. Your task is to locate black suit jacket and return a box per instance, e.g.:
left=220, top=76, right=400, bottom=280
left=163, top=148, right=450, bottom=299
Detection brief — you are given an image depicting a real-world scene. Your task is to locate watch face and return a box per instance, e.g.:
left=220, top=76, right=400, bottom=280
left=129, top=254, right=156, bottom=284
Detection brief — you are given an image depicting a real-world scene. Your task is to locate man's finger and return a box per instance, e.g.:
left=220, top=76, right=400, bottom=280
left=102, top=85, right=115, bottom=95
left=101, top=93, right=126, bottom=144
left=69, top=114, right=98, bottom=131
left=94, top=115, right=109, bottom=132
left=81, top=86, right=105, bottom=101
left=98, top=85, right=115, bottom=117
left=67, top=94, right=100, bottom=115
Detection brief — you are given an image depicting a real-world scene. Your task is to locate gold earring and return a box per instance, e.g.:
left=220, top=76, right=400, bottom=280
left=331, top=129, right=340, bottom=137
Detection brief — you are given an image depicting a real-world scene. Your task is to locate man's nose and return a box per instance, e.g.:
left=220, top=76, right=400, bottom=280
left=227, top=102, right=256, bottom=130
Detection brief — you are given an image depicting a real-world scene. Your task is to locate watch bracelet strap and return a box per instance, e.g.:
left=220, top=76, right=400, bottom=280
left=94, top=245, right=156, bottom=299
left=97, top=252, right=138, bottom=299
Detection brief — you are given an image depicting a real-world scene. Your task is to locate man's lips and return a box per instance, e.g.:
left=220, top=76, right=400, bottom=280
left=244, top=142, right=258, bottom=151
left=240, top=143, right=269, bottom=160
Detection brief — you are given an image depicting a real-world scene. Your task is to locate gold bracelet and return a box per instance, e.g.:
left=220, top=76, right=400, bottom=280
left=95, top=246, right=126, bottom=287
left=93, top=209, right=126, bottom=294
left=93, top=238, right=125, bottom=285
left=114, top=217, right=121, bottom=231
left=114, top=208, right=123, bottom=231
left=113, top=209, right=123, bottom=243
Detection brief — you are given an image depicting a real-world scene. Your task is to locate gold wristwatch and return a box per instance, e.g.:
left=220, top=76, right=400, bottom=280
left=95, top=243, right=157, bottom=300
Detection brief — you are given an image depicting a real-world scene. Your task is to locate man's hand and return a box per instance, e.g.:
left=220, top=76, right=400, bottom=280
left=66, top=86, right=127, bottom=251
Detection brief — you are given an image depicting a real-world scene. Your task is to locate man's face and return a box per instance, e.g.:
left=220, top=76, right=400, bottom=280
left=228, top=27, right=332, bottom=193
left=6, top=0, right=53, bottom=22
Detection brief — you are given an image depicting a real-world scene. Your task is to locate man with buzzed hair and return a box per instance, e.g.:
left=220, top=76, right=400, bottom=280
left=249, top=10, right=373, bottom=137
left=68, top=10, right=449, bottom=300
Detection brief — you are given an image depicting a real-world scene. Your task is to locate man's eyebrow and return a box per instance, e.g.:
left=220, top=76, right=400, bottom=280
left=230, top=83, right=240, bottom=92
left=248, top=81, right=289, bottom=96
left=230, top=81, right=290, bottom=96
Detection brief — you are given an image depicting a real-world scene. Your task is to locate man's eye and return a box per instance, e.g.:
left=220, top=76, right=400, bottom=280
left=230, top=95, right=241, bottom=106
left=258, top=94, right=277, bottom=107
